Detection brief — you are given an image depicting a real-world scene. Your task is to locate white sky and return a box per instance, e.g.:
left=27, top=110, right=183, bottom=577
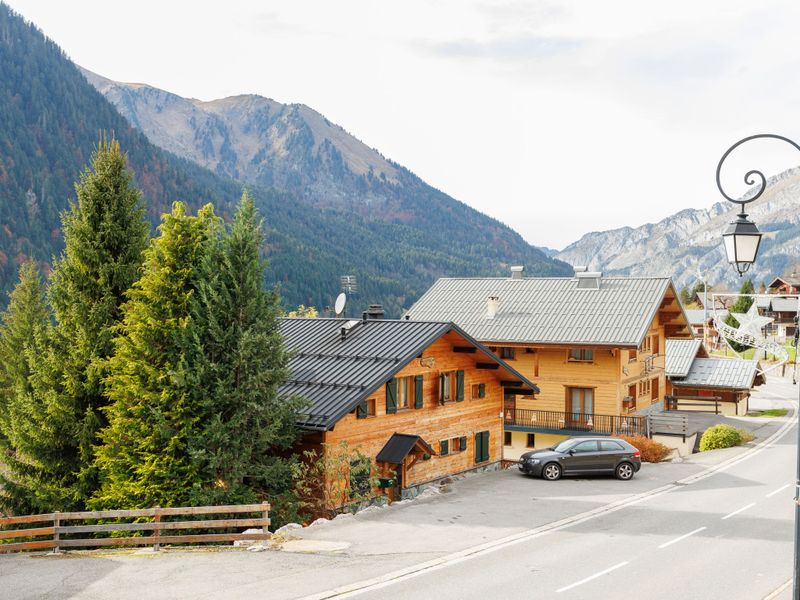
left=7, top=0, right=800, bottom=249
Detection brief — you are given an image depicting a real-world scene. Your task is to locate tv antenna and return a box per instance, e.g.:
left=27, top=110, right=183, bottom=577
left=334, top=293, right=347, bottom=318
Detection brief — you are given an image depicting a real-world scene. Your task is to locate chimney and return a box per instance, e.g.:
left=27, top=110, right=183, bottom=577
left=510, top=265, right=525, bottom=280
left=573, top=266, right=588, bottom=274
left=362, top=304, right=385, bottom=321
left=487, top=296, right=500, bottom=319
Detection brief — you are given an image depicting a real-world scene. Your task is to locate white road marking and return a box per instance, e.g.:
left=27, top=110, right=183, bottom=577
left=299, top=407, right=797, bottom=600
left=767, top=483, right=792, bottom=498
left=722, top=502, right=756, bottom=520
left=763, top=577, right=792, bottom=600
left=658, top=527, right=707, bottom=549
left=556, top=561, right=630, bottom=594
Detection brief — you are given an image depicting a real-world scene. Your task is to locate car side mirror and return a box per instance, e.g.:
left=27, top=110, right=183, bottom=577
left=568, top=449, right=575, bottom=455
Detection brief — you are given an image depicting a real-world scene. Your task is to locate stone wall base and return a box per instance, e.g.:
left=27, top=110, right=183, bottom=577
left=400, top=461, right=501, bottom=500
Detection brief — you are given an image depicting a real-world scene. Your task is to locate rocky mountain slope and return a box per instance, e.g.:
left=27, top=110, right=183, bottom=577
left=0, top=4, right=569, bottom=316
left=556, top=168, right=800, bottom=290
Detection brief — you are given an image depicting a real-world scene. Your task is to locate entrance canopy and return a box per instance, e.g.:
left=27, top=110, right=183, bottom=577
left=376, top=433, right=435, bottom=465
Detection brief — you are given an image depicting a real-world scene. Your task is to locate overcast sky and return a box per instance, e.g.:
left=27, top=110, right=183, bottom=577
left=7, top=0, right=800, bottom=249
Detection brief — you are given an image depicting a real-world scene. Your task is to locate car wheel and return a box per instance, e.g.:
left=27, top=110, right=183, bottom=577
left=616, top=462, right=634, bottom=481
left=542, top=463, right=562, bottom=481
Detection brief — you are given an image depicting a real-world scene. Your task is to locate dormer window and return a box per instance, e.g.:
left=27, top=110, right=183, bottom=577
left=500, top=347, right=516, bottom=360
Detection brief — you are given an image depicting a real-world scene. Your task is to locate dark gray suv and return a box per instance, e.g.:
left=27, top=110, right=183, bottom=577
left=518, top=437, right=642, bottom=481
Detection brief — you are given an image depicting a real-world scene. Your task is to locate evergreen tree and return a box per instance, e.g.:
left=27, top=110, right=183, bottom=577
left=188, top=193, right=304, bottom=515
left=91, top=203, right=219, bottom=509
left=0, top=261, right=50, bottom=514
left=34, top=138, right=149, bottom=506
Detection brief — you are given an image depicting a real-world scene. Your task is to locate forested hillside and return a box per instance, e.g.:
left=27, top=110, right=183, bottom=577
left=0, top=4, right=570, bottom=316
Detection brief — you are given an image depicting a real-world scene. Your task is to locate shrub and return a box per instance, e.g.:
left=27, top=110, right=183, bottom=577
left=736, top=428, right=755, bottom=444
left=699, top=424, right=742, bottom=451
left=619, top=435, right=671, bottom=463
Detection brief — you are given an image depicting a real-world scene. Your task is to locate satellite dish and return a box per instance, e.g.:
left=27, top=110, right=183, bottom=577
left=334, top=293, right=347, bottom=317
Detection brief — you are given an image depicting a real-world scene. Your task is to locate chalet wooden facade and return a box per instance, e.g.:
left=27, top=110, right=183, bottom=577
left=767, top=275, right=800, bottom=296
left=279, top=316, right=538, bottom=501
left=405, top=268, right=692, bottom=459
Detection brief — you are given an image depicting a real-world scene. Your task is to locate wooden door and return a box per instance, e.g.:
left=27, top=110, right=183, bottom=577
left=566, top=388, right=594, bottom=429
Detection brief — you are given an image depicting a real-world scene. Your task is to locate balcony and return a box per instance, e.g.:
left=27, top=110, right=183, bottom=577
left=504, top=408, right=647, bottom=437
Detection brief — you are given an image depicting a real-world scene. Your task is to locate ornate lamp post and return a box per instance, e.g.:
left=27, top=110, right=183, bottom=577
left=716, top=133, right=800, bottom=599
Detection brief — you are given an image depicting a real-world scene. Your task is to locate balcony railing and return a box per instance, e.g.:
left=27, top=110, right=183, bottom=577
left=504, top=408, right=647, bottom=437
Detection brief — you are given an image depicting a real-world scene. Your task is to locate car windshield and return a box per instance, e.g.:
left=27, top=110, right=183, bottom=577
left=551, top=440, right=576, bottom=453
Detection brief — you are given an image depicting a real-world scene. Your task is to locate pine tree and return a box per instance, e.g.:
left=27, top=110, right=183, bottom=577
left=33, top=138, right=149, bottom=507
left=91, top=203, right=219, bottom=509
left=0, top=261, right=50, bottom=513
left=187, top=193, right=304, bottom=516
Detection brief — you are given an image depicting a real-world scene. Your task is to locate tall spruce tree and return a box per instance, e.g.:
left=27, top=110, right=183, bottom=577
left=188, top=193, right=304, bottom=513
left=33, top=138, right=149, bottom=507
left=92, top=203, right=220, bottom=509
left=0, top=261, right=50, bottom=514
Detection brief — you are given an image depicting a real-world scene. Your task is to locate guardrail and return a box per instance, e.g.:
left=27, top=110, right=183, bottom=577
left=504, top=408, right=647, bottom=437
left=0, top=503, right=270, bottom=554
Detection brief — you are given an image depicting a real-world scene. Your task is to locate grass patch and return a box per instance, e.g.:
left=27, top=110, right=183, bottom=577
left=747, top=408, right=788, bottom=418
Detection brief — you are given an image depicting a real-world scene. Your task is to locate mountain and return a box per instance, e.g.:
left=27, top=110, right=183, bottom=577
left=0, top=4, right=570, bottom=316
left=556, top=168, right=800, bottom=290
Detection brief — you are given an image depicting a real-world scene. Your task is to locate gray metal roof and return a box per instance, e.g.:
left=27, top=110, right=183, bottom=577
left=404, top=276, right=679, bottom=347
left=684, top=308, right=728, bottom=325
left=665, top=338, right=702, bottom=378
left=376, top=434, right=434, bottom=464
left=770, top=297, right=799, bottom=313
left=278, top=317, right=538, bottom=431
left=673, top=357, right=758, bottom=390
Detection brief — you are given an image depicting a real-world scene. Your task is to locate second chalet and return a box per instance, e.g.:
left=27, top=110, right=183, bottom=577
left=405, top=267, right=692, bottom=460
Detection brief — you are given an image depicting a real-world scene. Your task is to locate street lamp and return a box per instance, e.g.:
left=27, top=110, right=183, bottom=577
left=716, top=133, right=800, bottom=600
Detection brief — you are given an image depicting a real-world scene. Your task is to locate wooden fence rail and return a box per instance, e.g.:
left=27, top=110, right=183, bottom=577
left=0, top=502, right=270, bottom=554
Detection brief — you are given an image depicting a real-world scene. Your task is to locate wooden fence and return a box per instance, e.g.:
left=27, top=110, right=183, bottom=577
left=0, top=502, right=270, bottom=554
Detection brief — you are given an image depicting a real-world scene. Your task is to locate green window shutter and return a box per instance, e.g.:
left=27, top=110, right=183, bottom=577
left=481, top=431, right=490, bottom=463
left=478, top=383, right=486, bottom=398
left=414, top=375, right=424, bottom=409
left=474, top=432, right=481, bottom=463
left=386, top=379, right=397, bottom=414
left=439, top=373, right=445, bottom=404
left=456, top=370, right=465, bottom=402
left=356, top=400, right=367, bottom=419
left=440, top=439, right=449, bottom=455
left=459, top=435, right=467, bottom=452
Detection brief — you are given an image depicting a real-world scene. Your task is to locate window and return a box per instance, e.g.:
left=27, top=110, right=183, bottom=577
left=440, top=439, right=450, bottom=456
left=500, top=347, right=516, bottom=360
left=651, top=335, right=659, bottom=355
left=641, top=336, right=652, bottom=354
left=638, top=379, right=651, bottom=397
left=474, top=430, right=490, bottom=463
left=439, top=370, right=465, bottom=403
left=471, top=383, right=486, bottom=399
left=568, top=349, right=594, bottom=362
left=504, top=431, right=512, bottom=446
left=451, top=436, right=467, bottom=452
left=356, top=398, right=376, bottom=419
left=526, top=433, right=536, bottom=448
left=567, top=387, right=594, bottom=417
left=599, top=440, right=624, bottom=451
left=572, top=440, right=598, bottom=453
left=397, top=376, right=411, bottom=410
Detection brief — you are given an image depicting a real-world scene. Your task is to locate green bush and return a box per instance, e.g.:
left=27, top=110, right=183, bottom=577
left=699, top=424, right=742, bottom=451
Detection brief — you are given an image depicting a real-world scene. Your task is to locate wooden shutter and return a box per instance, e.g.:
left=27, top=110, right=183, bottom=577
left=456, top=370, right=464, bottom=402
left=414, top=375, right=424, bottom=409
left=440, top=439, right=449, bottom=455
left=481, top=431, right=490, bottom=462
left=386, top=379, right=397, bottom=414
left=459, top=435, right=467, bottom=452
left=356, top=400, right=368, bottom=419
left=478, top=383, right=486, bottom=398
left=438, top=373, right=445, bottom=404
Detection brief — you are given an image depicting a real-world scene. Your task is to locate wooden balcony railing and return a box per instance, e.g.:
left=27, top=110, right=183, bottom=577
left=504, top=408, right=647, bottom=437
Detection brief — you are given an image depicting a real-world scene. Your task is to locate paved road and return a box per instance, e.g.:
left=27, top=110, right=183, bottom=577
left=319, top=389, right=799, bottom=600
left=1, top=376, right=796, bottom=600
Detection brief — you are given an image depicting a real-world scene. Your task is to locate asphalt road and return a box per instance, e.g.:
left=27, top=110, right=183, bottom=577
left=332, top=410, right=798, bottom=599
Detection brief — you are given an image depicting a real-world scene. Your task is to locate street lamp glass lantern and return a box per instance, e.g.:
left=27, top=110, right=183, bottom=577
left=722, top=215, right=762, bottom=276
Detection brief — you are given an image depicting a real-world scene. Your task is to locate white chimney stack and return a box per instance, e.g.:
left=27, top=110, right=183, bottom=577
left=510, top=265, right=524, bottom=280
left=487, top=296, right=500, bottom=319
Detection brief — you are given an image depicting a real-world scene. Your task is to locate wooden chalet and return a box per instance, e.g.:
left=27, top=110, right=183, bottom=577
left=405, top=267, right=692, bottom=459
left=278, top=313, right=538, bottom=501
left=767, top=275, right=800, bottom=296
left=664, top=338, right=765, bottom=416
